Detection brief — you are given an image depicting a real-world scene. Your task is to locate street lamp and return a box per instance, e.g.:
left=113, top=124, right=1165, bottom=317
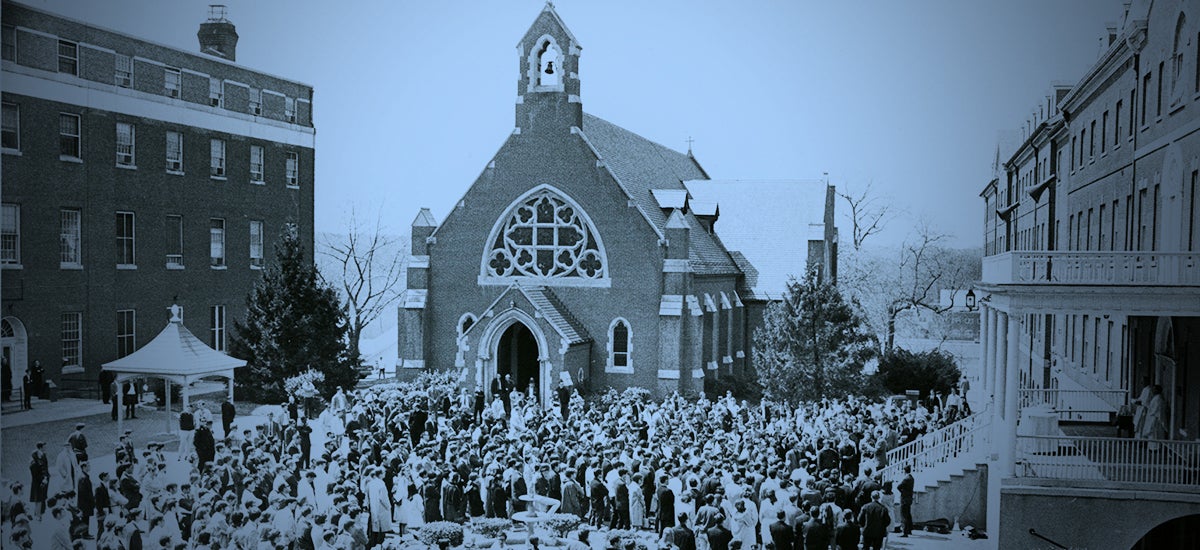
left=965, top=288, right=977, bottom=311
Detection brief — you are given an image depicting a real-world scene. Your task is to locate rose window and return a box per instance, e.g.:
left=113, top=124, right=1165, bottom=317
left=485, top=190, right=605, bottom=279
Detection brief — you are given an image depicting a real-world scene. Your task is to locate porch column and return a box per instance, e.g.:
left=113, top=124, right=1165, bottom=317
left=979, top=305, right=990, bottom=396
left=995, top=311, right=1009, bottom=420
left=1001, top=312, right=1022, bottom=477
left=989, top=308, right=1000, bottom=404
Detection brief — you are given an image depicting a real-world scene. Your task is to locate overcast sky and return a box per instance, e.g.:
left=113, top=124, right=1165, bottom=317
left=34, top=0, right=1125, bottom=247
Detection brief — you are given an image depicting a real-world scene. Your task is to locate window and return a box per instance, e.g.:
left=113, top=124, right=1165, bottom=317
left=210, top=139, right=225, bottom=177
left=608, top=318, right=631, bottom=372
left=535, top=39, right=562, bottom=88
left=60, top=208, right=81, bottom=267
left=458, top=314, right=476, bottom=338
left=114, top=54, right=132, bottom=87
left=484, top=188, right=606, bottom=280
left=166, top=131, right=183, bottom=172
left=1101, top=111, right=1108, bottom=152
left=59, top=113, right=80, bottom=159
left=1, top=203, right=19, bottom=264
left=1071, top=136, right=1076, bottom=170
left=1, top=25, right=15, bottom=61
left=210, top=305, right=226, bottom=352
left=1115, top=100, right=1122, bottom=144
left=249, top=220, right=263, bottom=267
left=250, top=145, right=264, bottom=182
left=286, top=152, right=299, bottom=187
left=116, top=309, right=136, bottom=358
left=1191, top=171, right=1197, bottom=251
left=62, top=312, right=82, bottom=369
left=1098, top=204, right=1106, bottom=250
left=165, top=215, right=183, bottom=267
left=250, top=89, right=262, bottom=115
left=2, top=102, right=18, bottom=150
left=1089, top=121, right=1095, bottom=158
left=284, top=97, right=295, bottom=122
left=1130, top=88, right=1137, bottom=136
left=1157, top=61, right=1164, bottom=117
left=164, top=67, right=181, bottom=98
left=115, top=122, right=135, bottom=167
left=210, top=218, right=225, bottom=267
left=1081, top=128, right=1087, bottom=162
left=1142, top=73, right=1151, bottom=125
left=58, top=40, right=77, bottom=75
left=115, top=211, right=135, bottom=266
left=1172, top=14, right=1187, bottom=102
left=209, top=78, right=223, bottom=107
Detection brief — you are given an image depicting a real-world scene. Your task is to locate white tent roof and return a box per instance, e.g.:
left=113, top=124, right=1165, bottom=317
left=102, top=305, right=245, bottom=382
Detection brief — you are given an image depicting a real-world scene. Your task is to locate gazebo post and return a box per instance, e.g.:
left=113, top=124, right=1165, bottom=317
left=116, top=375, right=123, bottom=436
left=165, top=376, right=172, bottom=435
left=182, top=379, right=190, bottom=413
left=227, top=375, right=234, bottom=404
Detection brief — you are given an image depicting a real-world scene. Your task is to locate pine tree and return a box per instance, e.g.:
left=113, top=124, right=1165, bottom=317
left=753, top=268, right=877, bottom=405
left=232, top=225, right=360, bottom=402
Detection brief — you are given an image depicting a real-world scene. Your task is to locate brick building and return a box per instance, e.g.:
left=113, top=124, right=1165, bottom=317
left=398, top=4, right=836, bottom=405
left=0, top=2, right=315, bottom=396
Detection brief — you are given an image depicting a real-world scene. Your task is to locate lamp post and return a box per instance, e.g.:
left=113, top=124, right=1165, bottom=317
left=965, top=288, right=977, bottom=312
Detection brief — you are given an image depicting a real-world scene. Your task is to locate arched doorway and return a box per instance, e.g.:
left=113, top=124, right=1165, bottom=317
left=1130, top=513, right=1200, bottom=549
left=1, top=316, right=28, bottom=402
left=498, top=322, right=541, bottom=405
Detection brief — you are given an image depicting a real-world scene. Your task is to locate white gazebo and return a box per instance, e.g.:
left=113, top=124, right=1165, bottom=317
left=102, top=304, right=245, bottom=435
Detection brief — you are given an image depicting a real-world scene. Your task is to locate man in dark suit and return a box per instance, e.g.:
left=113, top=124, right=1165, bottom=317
left=803, top=509, right=832, bottom=550
left=769, top=509, right=794, bottom=550
left=898, top=466, right=914, bottom=537
left=93, top=471, right=112, bottom=537
left=655, top=475, right=675, bottom=535
left=670, top=512, right=696, bottom=550
left=857, top=490, right=891, bottom=550
left=29, top=441, right=48, bottom=517
left=221, top=400, right=236, bottom=438
left=194, top=421, right=216, bottom=472
left=588, top=475, right=608, bottom=528
left=705, top=513, right=733, bottom=550
left=76, top=461, right=95, bottom=539
left=610, top=470, right=630, bottom=530
left=22, top=372, right=33, bottom=409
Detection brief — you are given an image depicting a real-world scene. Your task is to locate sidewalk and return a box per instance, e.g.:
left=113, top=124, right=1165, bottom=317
left=0, top=397, right=113, bottom=429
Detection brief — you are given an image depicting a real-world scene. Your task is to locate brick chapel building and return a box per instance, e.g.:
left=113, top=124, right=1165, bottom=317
left=398, top=4, right=836, bottom=406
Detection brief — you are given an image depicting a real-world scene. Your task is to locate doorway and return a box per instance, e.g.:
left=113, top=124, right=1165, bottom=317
left=497, top=322, right=540, bottom=405
left=1, top=317, right=28, bottom=402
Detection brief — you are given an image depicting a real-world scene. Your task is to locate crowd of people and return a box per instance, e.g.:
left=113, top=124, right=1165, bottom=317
left=0, top=371, right=960, bottom=549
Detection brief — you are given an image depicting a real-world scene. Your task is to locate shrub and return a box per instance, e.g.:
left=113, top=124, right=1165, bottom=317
left=542, top=513, right=582, bottom=537
left=416, top=521, right=464, bottom=547
left=871, top=348, right=962, bottom=398
left=469, top=517, right=512, bottom=539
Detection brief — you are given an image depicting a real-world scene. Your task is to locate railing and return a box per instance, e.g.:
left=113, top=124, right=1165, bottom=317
left=1018, top=388, right=1128, bottom=422
left=880, top=406, right=991, bottom=484
left=982, top=251, right=1200, bottom=285
left=1016, top=435, right=1200, bottom=487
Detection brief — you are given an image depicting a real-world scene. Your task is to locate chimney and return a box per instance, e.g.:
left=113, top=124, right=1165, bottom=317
left=197, top=5, right=238, bottom=62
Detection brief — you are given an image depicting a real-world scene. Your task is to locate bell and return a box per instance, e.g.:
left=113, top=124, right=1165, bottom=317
left=544, top=61, right=555, bottom=75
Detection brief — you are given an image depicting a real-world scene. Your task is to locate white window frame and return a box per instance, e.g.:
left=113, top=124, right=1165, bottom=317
left=606, top=318, right=633, bottom=373
left=60, top=208, right=82, bottom=268
left=210, top=218, right=225, bottom=268
left=249, top=220, right=264, bottom=268
left=249, top=145, right=264, bottom=183
left=209, top=78, right=223, bottom=107
left=2, top=102, right=18, bottom=152
left=286, top=152, right=299, bottom=187
left=165, top=214, right=183, bottom=268
left=58, top=40, right=78, bottom=76
left=165, top=131, right=183, bottom=173
left=164, top=67, right=181, bottom=98
left=210, top=139, right=225, bottom=178
left=115, top=211, right=135, bottom=268
left=62, top=312, right=82, bottom=372
left=116, top=309, right=136, bottom=358
left=59, top=113, right=81, bottom=160
left=115, top=122, right=135, bottom=167
left=115, top=54, right=133, bottom=88
left=249, top=89, right=262, bottom=115
left=210, top=305, right=226, bottom=352
left=284, top=97, right=296, bottom=123
left=1, top=203, right=19, bottom=266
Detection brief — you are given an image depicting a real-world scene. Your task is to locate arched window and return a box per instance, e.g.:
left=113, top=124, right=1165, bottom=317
left=0, top=318, right=12, bottom=338
left=1172, top=13, right=1188, bottom=102
left=607, top=318, right=631, bottom=373
left=458, top=313, right=477, bottom=339
left=537, top=39, right=561, bottom=87
left=482, top=186, right=608, bottom=284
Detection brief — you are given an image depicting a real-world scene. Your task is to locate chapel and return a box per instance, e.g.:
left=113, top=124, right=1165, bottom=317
left=398, top=3, right=837, bottom=406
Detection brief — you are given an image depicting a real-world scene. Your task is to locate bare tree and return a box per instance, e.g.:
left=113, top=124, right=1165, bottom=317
left=318, top=209, right=407, bottom=362
left=838, top=181, right=897, bottom=252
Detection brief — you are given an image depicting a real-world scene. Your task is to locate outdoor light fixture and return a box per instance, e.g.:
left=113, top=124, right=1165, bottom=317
left=965, top=288, right=977, bottom=311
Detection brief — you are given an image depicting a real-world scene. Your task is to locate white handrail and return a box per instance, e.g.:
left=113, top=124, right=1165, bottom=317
left=880, top=406, right=991, bottom=483
left=1016, top=435, right=1200, bottom=486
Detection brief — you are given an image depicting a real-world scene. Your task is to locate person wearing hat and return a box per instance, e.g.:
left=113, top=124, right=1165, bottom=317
left=68, top=423, right=89, bottom=463
left=29, top=441, right=49, bottom=519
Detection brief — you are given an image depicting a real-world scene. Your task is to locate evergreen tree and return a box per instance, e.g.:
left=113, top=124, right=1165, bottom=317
left=753, top=268, right=877, bottom=405
left=232, top=225, right=360, bottom=402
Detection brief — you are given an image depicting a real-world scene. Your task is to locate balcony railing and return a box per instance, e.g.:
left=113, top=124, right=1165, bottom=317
left=880, top=406, right=991, bottom=484
left=1018, top=388, right=1128, bottom=423
left=1016, top=435, right=1200, bottom=487
left=982, top=251, right=1200, bottom=285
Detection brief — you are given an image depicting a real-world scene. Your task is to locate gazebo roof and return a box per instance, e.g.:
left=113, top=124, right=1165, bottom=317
left=102, top=305, right=245, bottom=380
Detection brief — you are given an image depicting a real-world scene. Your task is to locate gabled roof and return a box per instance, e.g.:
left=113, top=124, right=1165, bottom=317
left=103, top=310, right=245, bottom=380
left=685, top=179, right=831, bottom=300
left=518, top=2, right=580, bottom=48
left=581, top=114, right=740, bottom=275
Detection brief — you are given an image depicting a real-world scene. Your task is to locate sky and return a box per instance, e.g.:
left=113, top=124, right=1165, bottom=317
left=31, top=0, right=1127, bottom=247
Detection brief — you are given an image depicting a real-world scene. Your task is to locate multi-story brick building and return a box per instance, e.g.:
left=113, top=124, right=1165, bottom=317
left=0, top=2, right=315, bottom=397
left=397, top=4, right=837, bottom=405
left=976, top=0, right=1200, bottom=546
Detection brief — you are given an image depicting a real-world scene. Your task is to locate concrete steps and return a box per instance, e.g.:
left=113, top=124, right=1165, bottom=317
left=910, top=458, right=989, bottom=531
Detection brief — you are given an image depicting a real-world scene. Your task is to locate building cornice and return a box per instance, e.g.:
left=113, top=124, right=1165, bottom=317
left=1060, top=32, right=1134, bottom=115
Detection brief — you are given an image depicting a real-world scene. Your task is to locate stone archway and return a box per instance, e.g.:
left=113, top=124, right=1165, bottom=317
left=1, top=316, right=28, bottom=401
left=1130, top=513, right=1200, bottom=549
left=477, top=309, right=552, bottom=409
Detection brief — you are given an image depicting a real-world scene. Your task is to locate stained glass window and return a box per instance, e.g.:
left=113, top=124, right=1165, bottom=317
left=485, top=189, right=604, bottom=280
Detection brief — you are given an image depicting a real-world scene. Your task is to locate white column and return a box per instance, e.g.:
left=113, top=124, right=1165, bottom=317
left=980, top=305, right=991, bottom=395
left=1002, top=312, right=1022, bottom=477
left=228, top=376, right=234, bottom=403
left=995, top=311, right=1009, bottom=420
left=165, top=377, right=173, bottom=435
left=182, top=381, right=190, bottom=412
left=989, top=308, right=1001, bottom=404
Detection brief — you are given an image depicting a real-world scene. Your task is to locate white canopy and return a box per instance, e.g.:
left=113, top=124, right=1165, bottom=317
left=102, top=305, right=245, bottom=435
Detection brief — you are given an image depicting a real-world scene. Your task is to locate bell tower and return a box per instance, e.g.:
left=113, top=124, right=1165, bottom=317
left=515, top=2, right=582, bottom=134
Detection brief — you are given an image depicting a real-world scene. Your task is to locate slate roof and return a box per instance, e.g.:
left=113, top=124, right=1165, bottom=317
left=581, top=114, right=741, bottom=276
left=521, top=285, right=591, bottom=345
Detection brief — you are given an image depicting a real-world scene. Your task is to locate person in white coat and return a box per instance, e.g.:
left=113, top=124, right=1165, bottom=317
left=365, top=467, right=393, bottom=547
